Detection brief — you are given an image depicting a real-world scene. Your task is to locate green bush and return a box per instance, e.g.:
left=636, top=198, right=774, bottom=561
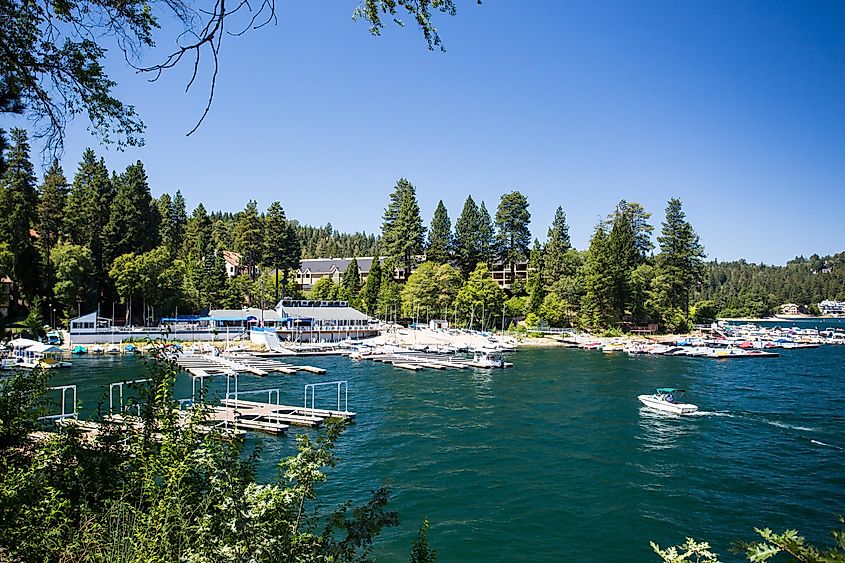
left=0, top=349, right=424, bottom=562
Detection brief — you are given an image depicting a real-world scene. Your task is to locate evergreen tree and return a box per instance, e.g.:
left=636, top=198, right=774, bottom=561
left=494, top=191, right=531, bottom=286
left=606, top=200, right=653, bottom=320
left=103, top=160, right=158, bottom=264
left=542, top=206, right=571, bottom=287
left=185, top=204, right=212, bottom=259
left=361, top=255, right=382, bottom=315
left=581, top=223, right=616, bottom=330
left=478, top=201, right=495, bottom=267
left=0, top=129, right=40, bottom=301
left=381, top=178, right=424, bottom=273
left=377, top=257, right=402, bottom=320
left=64, top=148, right=114, bottom=302
left=37, top=160, right=68, bottom=281
left=526, top=239, right=544, bottom=314
left=426, top=200, right=452, bottom=264
left=341, top=257, right=361, bottom=301
left=454, top=196, right=482, bottom=276
left=655, top=198, right=706, bottom=320
left=233, top=200, right=263, bottom=280
left=183, top=204, right=213, bottom=309
left=157, top=193, right=174, bottom=254
left=263, top=202, right=300, bottom=304
left=170, top=190, right=188, bottom=255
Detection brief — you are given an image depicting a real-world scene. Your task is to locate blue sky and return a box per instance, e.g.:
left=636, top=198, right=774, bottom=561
left=10, top=1, right=845, bottom=264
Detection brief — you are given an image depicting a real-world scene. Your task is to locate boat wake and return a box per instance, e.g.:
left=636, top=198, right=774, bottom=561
left=688, top=410, right=735, bottom=418
left=762, top=420, right=815, bottom=432
left=805, top=438, right=845, bottom=451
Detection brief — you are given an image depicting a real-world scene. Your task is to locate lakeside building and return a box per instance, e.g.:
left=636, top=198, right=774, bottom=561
left=818, top=300, right=845, bottom=315
left=294, top=256, right=528, bottom=291
left=69, top=301, right=377, bottom=344
left=779, top=303, right=801, bottom=315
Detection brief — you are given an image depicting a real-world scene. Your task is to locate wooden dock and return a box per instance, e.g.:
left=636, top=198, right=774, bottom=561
left=175, top=352, right=327, bottom=378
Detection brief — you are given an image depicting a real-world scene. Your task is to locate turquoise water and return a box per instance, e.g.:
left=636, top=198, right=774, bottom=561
left=49, top=345, right=845, bottom=562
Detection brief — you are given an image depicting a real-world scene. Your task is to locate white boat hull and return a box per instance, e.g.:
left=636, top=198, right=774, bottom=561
left=638, top=394, right=698, bottom=415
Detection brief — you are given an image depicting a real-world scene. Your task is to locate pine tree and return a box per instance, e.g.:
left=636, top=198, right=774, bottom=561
left=526, top=239, right=544, bottom=314
left=0, top=129, right=40, bottom=300
left=37, top=160, right=68, bottom=290
left=494, top=191, right=531, bottom=286
left=234, top=200, right=263, bottom=280
left=157, top=193, right=174, bottom=254
left=361, top=255, right=382, bottom=315
left=170, top=190, right=188, bottom=255
left=454, top=196, right=482, bottom=277
left=377, top=257, right=402, bottom=320
left=478, top=201, right=495, bottom=267
left=103, top=161, right=158, bottom=264
left=426, top=200, right=452, bottom=264
left=655, top=198, right=706, bottom=319
left=581, top=223, right=616, bottom=330
left=263, top=202, right=300, bottom=304
left=381, top=178, right=424, bottom=273
left=542, top=206, right=571, bottom=287
left=65, top=148, right=114, bottom=302
left=341, top=257, right=361, bottom=301
left=605, top=200, right=653, bottom=320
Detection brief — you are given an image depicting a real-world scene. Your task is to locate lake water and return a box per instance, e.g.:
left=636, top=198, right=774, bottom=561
left=49, top=343, right=845, bottom=562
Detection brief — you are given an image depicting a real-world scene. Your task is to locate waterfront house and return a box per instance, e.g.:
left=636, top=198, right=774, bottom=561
left=779, top=303, right=801, bottom=315
left=819, top=300, right=845, bottom=315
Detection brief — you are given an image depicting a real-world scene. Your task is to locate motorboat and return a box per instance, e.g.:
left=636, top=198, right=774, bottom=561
left=467, top=352, right=512, bottom=369
left=638, top=388, right=698, bottom=415
left=71, top=345, right=88, bottom=355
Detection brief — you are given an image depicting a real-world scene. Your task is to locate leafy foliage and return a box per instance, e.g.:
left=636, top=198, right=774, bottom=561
left=0, top=352, right=408, bottom=562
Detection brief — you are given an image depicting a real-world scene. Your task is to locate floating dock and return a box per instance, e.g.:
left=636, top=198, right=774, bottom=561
left=175, top=352, right=326, bottom=378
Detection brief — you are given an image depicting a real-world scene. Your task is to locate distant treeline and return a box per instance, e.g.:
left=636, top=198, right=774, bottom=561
left=694, top=253, right=845, bottom=318
left=1, top=130, right=842, bottom=334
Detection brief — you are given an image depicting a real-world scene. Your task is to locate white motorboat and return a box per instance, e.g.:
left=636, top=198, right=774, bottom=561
left=467, top=352, right=512, bottom=369
left=638, top=388, right=698, bottom=415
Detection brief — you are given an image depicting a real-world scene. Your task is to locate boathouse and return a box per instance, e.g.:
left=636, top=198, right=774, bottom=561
left=274, top=299, right=378, bottom=342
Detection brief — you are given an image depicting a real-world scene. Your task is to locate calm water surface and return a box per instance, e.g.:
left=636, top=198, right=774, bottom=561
left=50, top=341, right=845, bottom=562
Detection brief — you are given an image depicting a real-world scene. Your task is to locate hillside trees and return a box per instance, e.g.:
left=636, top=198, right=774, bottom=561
left=64, top=148, right=114, bottom=302
left=36, top=160, right=68, bottom=287
left=103, top=161, right=159, bottom=263
left=0, top=129, right=39, bottom=302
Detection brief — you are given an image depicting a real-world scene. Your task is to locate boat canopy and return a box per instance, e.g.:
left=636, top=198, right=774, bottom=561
left=656, top=387, right=685, bottom=393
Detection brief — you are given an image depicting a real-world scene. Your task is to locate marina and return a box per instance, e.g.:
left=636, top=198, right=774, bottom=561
left=28, top=343, right=845, bottom=562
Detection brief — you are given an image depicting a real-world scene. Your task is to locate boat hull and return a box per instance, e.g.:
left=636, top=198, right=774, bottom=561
left=638, top=394, right=698, bottom=415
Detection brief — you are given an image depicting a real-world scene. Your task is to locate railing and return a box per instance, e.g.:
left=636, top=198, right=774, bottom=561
left=109, top=379, right=150, bottom=415
left=303, top=381, right=348, bottom=417
left=38, top=385, right=78, bottom=421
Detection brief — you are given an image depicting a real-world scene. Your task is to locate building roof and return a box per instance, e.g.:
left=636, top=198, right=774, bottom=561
left=208, top=308, right=280, bottom=322
left=277, top=304, right=371, bottom=322
left=222, top=251, right=241, bottom=267
left=299, top=257, right=379, bottom=274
